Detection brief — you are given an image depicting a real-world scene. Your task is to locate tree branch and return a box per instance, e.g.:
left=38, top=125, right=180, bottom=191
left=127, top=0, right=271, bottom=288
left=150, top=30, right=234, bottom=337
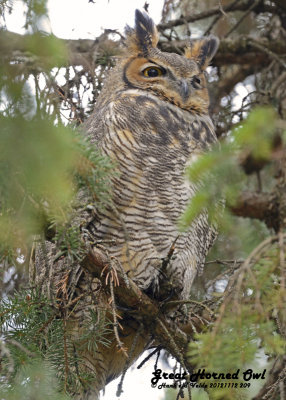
left=2, top=30, right=286, bottom=75
left=0, top=30, right=118, bottom=73
left=156, top=0, right=277, bottom=31
left=251, top=356, right=286, bottom=400
left=209, top=64, right=255, bottom=115
left=160, top=36, right=286, bottom=66
left=82, top=246, right=213, bottom=372
left=230, top=191, right=279, bottom=229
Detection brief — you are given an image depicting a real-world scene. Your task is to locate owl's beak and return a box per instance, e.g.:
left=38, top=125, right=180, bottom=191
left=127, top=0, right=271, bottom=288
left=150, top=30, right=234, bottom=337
left=179, top=79, right=190, bottom=101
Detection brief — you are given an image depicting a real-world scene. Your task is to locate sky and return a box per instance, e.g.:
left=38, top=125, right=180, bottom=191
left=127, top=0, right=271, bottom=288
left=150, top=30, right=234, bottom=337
left=5, top=3, right=171, bottom=400
left=103, top=350, right=166, bottom=400
left=48, top=0, right=165, bottom=39
left=5, top=0, right=165, bottom=37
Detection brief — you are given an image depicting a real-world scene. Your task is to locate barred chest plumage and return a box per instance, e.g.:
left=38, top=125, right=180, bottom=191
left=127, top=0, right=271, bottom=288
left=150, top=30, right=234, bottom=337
left=84, top=9, right=219, bottom=302
left=86, top=89, right=217, bottom=299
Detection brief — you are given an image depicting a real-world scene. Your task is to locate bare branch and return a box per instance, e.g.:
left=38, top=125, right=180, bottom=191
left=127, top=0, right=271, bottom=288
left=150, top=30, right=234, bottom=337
left=156, top=0, right=277, bottom=31
left=81, top=246, right=215, bottom=372
left=161, top=36, right=286, bottom=67
left=230, top=191, right=279, bottom=229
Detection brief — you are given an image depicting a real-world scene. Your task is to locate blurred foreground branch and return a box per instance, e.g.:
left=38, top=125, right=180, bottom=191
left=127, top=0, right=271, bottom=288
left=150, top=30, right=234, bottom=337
left=230, top=191, right=279, bottom=230
left=1, top=30, right=286, bottom=75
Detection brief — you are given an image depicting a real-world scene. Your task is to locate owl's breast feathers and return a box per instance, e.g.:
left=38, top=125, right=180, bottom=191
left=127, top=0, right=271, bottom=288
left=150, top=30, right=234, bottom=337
left=101, top=90, right=215, bottom=147
left=86, top=90, right=217, bottom=298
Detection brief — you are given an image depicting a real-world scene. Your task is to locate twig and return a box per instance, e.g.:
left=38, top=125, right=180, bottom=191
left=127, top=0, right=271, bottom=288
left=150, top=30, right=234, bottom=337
left=109, top=274, right=128, bottom=358
left=249, top=38, right=286, bottom=69
left=0, top=339, right=14, bottom=380
left=5, top=338, right=36, bottom=358
left=219, top=0, right=228, bottom=17
left=157, top=318, right=192, bottom=400
left=205, top=263, right=241, bottom=291
left=154, top=346, right=161, bottom=371
left=203, top=13, right=223, bottom=36
left=212, top=234, right=286, bottom=339
left=205, top=258, right=244, bottom=265
left=137, top=346, right=163, bottom=369
left=161, top=236, right=179, bottom=271
left=38, top=313, right=56, bottom=334
left=271, top=71, right=286, bottom=95
left=116, top=324, right=144, bottom=397
left=162, top=299, right=214, bottom=317
left=224, top=0, right=260, bottom=38
left=157, top=1, right=276, bottom=31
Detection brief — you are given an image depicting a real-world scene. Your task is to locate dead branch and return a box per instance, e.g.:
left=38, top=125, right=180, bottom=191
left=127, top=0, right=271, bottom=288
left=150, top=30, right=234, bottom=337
left=156, top=0, right=277, bottom=31
left=160, top=36, right=286, bottom=67
left=230, top=191, right=279, bottom=229
left=209, top=64, right=255, bottom=115
left=82, top=246, right=214, bottom=372
left=251, top=356, right=286, bottom=400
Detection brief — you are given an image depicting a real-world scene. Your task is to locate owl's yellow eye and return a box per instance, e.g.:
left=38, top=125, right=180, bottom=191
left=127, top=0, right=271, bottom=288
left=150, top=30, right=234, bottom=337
left=143, top=66, right=165, bottom=78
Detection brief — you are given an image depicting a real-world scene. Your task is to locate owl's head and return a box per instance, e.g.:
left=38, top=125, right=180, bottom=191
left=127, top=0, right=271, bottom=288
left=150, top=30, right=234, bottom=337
left=122, top=10, right=219, bottom=114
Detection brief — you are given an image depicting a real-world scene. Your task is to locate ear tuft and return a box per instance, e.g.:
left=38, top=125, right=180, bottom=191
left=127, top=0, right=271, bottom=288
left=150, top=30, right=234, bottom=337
left=125, top=9, right=159, bottom=55
left=185, top=36, right=219, bottom=70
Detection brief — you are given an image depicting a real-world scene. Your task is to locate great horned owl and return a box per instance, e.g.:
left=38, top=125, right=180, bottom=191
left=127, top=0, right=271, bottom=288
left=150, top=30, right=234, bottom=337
left=36, top=10, right=219, bottom=398
left=85, top=10, right=219, bottom=301
left=31, top=11, right=218, bottom=400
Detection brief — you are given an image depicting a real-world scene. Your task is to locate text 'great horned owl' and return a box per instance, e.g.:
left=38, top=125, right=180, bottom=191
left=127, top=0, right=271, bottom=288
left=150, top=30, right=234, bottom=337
left=85, top=9, right=219, bottom=300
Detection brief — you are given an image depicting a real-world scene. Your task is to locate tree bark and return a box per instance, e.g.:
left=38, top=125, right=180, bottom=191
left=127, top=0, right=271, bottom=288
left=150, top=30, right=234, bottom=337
left=230, top=191, right=279, bottom=230
left=82, top=246, right=211, bottom=373
left=156, top=0, right=277, bottom=31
